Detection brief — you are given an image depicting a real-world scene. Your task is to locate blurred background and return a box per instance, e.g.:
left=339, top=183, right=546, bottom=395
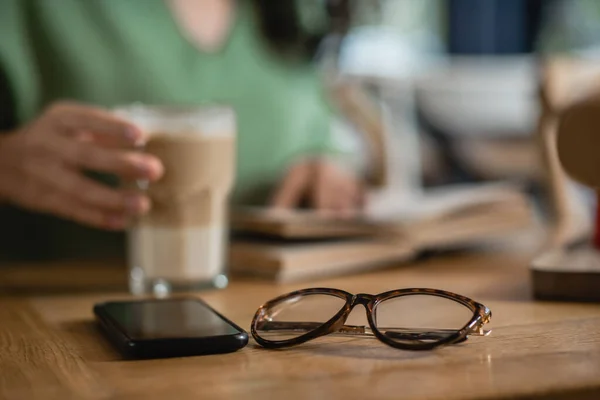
left=312, top=0, right=600, bottom=242
left=4, top=0, right=600, bottom=265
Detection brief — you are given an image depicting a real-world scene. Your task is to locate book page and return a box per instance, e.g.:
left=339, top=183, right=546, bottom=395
left=366, top=182, right=525, bottom=223
left=231, top=181, right=526, bottom=236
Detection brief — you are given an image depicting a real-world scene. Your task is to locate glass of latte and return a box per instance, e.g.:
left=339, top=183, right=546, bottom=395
left=115, top=104, right=236, bottom=295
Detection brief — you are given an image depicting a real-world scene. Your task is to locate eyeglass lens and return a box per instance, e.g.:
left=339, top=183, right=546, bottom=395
left=254, top=293, right=347, bottom=341
left=373, top=294, right=474, bottom=345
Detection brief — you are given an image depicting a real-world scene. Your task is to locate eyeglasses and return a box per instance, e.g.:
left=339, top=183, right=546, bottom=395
left=251, top=288, right=491, bottom=350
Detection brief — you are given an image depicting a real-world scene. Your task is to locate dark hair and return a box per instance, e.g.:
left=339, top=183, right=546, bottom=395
left=251, top=0, right=351, bottom=60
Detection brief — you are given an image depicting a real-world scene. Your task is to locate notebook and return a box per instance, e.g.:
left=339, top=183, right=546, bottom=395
left=228, top=182, right=534, bottom=282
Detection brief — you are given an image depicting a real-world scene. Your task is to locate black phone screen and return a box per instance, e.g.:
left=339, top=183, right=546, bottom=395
left=100, top=298, right=243, bottom=340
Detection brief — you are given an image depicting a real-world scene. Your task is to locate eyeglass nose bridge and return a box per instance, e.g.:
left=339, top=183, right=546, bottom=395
left=341, top=293, right=376, bottom=320
left=351, top=293, right=376, bottom=307
left=330, top=293, right=377, bottom=333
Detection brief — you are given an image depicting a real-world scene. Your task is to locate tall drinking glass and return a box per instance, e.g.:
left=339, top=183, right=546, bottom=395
left=115, top=104, right=236, bottom=295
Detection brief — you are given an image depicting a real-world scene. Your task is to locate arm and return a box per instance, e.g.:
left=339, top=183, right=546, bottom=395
left=269, top=67, right=365, bottom=212
left=0, top=102, right=164, bottom=229
left=0, top=133, right=15, bottom=204
left=0, top=56, right=16, bottom=206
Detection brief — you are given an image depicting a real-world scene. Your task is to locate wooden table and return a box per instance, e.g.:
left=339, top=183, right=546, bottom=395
left=2, top=250, right=600, bottom=400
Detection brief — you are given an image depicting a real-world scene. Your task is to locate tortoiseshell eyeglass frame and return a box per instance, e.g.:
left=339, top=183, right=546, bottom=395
left=251, top=288, right=492, bottom=351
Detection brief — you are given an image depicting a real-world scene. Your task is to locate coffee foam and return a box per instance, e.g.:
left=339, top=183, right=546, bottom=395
left=114, top=105, right=236, bottom=137
left=128, top=224, right=226, bottom=281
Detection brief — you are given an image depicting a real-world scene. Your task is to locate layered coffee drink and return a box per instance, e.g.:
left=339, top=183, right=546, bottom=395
left=116, top=105, right=236, bottom=295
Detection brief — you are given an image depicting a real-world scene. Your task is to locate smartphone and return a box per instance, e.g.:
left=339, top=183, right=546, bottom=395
left=93, top=297, right=248, bottom=359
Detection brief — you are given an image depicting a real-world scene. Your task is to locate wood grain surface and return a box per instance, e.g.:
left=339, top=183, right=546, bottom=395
left=2, top=251, right=600, bottom=400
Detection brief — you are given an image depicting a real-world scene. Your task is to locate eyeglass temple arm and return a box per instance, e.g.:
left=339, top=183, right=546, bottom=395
left=256, top=321, right=490, bottom=340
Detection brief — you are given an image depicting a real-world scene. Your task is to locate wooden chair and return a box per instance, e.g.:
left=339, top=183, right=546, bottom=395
left=531, top=57, right=600, bottom=301
left=327, top=74, right=429, bottom=198
left=536, top=57, right=600, bottom=248
left=331, top=57, right=599, bottom=249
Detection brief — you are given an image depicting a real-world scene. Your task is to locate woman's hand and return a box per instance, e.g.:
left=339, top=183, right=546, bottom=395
left=270, top=158, right=364, bottom=215
left=0, top=101, right=163, bottom=230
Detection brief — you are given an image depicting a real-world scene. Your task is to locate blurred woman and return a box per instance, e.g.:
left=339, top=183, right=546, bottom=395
left=0, top=0, right=363, bottom=260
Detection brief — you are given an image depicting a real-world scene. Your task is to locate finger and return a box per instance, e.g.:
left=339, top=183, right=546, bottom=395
left=334, top=184, right=363, bottom=218
left=318, top=183, right=354, bottom=218
left=74, top=129, right=132, bottom=149
left=72, top=130, right=95, bottom=143
left=47, top=134, right=163, bottom=181
left=270, top=163, right=310, bottom=209
left=43, top=190, right=129, bottom=230
left=340, top=180, right=364, bottom=209
left=10, top=175, right=129, bottom=230
left=354, top=183, right=367, bottom=208
left=331, top=185, right=354, bottom=211
left=48, top=102, right=145, bottom=145
left=31, top=163, right=151, bottom=214
left=312, top=165, right=338, bottom=211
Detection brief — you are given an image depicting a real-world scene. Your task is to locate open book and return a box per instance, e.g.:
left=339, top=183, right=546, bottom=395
left=228, top=182, right=533, bottom=282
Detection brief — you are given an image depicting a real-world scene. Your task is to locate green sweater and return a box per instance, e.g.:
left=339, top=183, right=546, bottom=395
left=0, top=0, right=341, bottom=260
